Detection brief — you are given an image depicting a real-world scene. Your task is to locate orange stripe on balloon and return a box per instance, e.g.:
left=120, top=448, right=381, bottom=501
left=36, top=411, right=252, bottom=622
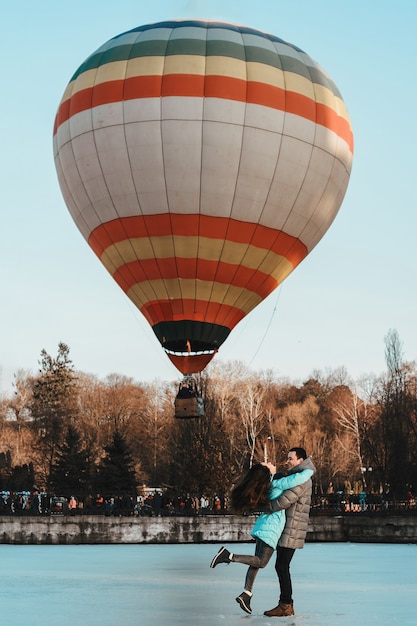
left=124, top=75, right=163, bottom=99
left=92, top=81, right=124, bottom=107
left=53, top=75, right=353, bottom=150
left=54, top=99, right=71, bottom=133
left=316, top=102, right=352, bottom=149
left=113, top=257, right=278, bottom=299
left=167, top=352, right=216, bottom=375
left=141, top=299, right=246, bottom=329
left=69, top=89, right=93, bottom=117
left=161, top=73, right=205, bottom=97
left=88, top=215, right=308, bottom=262
left=246, top=80, right=286, bottom=110
left=204, top=75, right=247, bottom=101
left=285, top=90, right=317, bottom=124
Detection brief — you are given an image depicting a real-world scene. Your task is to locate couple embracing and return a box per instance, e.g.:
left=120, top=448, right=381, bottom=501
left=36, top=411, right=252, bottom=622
left=210, top=447, right=315, bottom=617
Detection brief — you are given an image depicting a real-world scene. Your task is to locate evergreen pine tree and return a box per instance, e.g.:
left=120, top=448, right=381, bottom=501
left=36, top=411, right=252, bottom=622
left=96, top=431, right=137, bottom=495
left=30, top=342, right=79, bottom=482
left=49, top=425, right=91, bottom=495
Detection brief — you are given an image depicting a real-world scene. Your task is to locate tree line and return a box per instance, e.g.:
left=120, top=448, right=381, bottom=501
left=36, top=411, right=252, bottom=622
left=0, top=329, right=416, bottom=501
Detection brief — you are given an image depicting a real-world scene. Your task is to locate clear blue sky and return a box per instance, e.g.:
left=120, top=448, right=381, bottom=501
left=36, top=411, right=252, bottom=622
left=1, top=0, right=416, bottom=394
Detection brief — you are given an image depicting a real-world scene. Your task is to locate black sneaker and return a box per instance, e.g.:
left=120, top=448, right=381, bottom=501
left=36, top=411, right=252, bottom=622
left=210, top=546, right=231, bottom=568
left=236, top=591, right=252, bottom=614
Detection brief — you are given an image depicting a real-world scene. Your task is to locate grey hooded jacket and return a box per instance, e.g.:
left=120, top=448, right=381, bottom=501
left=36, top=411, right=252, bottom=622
left=269, top=456, right=316, bottom=549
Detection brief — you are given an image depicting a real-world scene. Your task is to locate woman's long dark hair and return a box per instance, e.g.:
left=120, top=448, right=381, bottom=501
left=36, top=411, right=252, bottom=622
left=230, top=464, right=271, bottom=514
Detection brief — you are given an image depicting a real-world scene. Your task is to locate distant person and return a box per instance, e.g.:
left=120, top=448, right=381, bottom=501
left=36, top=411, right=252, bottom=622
left=177, top=379, right=195, bottom=398
left=213, top=495, right=221, bottom=513
left=264, top=447, right=316, bottom=618
left=68, top=496, right=77, bottom=514
left=210, top=460, right=313, bottom=615
left=30, top=490, right=41, bottom=515
left=95, top=494, right=104, bottom=511
left=200, top=495, right=209, bottom=515
left=152, top=491, right=162, bottom=516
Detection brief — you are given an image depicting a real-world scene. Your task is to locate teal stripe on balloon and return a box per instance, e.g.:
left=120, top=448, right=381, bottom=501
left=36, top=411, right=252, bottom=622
left=68, top=21, right=339, bottom=97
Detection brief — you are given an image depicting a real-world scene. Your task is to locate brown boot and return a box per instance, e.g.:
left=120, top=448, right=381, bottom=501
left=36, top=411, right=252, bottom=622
left=263, top=602, right=294, bottom=617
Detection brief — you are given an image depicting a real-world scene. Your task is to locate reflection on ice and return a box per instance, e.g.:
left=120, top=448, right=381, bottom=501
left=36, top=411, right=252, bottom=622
left=0, top=542, right=416, bottom=625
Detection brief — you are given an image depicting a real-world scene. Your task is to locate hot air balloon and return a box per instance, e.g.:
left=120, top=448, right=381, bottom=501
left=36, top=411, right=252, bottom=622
left=53, top=20, right=353, bottom=386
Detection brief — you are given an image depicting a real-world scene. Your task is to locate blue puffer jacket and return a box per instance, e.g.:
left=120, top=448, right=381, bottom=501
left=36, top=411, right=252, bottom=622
left=251, top=468, right=314, bottom=549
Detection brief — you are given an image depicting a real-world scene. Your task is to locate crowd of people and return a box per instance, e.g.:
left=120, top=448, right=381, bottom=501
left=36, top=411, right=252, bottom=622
left=0, top=489, right=228, bottom=517
left=1, top=487, right=415, bottom=518
left=312, top=490, right=416, bottom=512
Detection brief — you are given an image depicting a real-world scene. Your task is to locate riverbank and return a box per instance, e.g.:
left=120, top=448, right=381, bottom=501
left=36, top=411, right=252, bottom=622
left=1, top=513, right=417, bottom=544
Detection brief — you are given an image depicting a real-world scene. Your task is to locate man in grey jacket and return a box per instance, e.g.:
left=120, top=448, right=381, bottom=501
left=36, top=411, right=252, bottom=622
left=264, top=447, right=316, bottom=617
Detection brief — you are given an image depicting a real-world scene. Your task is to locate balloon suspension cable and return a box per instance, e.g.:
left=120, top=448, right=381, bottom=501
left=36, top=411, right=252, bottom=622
left=249, top=285, right=282, bottom=366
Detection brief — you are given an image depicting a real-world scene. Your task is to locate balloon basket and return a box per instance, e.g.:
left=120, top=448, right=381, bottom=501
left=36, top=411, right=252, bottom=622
left=174, top=396, right=204, bottom=419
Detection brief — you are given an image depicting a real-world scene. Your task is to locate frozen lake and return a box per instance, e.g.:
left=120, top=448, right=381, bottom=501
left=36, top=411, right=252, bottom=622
left=0, top=542, right=416, bottom=625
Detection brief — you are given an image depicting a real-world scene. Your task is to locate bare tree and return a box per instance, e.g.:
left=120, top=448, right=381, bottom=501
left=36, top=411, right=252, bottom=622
left=127, top=380, right=174, bottom=485
left=377, top=329, right=416, bottom=497
left=333, top=389, right=368, bottom=487
left=235, top=374, right=270, bottom=467
left=6, top=370, right=33, bottom=464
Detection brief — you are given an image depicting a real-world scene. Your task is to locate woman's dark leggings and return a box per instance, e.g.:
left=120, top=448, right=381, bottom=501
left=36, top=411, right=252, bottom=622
left=275, top=547, right=296, bottom=604
left=231, top=539, right=274, bottom=592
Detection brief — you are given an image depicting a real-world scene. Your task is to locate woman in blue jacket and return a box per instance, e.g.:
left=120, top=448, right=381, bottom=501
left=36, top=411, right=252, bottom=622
left=210, top=461, right=313, bottom=614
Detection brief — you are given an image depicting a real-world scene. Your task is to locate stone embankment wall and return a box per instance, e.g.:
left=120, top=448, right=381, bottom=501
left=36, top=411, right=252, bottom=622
left=1, top=515, right=417, bottom=544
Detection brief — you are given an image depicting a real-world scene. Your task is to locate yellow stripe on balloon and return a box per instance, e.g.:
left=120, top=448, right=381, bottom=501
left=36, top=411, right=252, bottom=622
left=100, top=237, right=296, bottom=279
left=127, top=278, right=263, bottom=312
left=125, top=56, right=170, bottom=78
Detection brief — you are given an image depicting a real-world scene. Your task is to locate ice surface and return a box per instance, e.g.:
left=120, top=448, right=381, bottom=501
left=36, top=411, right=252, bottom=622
left=0, top=542, right=416, bottom=625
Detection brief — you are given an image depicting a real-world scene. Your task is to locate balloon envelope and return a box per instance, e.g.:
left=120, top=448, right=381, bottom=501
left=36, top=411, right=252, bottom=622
left=53, top=19, right=353, bottom=374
